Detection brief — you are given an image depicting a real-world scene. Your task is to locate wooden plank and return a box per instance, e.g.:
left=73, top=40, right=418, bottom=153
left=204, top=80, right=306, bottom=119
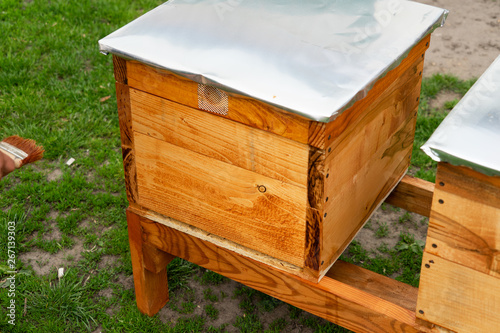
left=126, top=61, right=311, bottom=145
left=317, top=37, right=429, bottom=273
left=133, top=132, right=307, bottom=267
left=126, top=210, right=170, bottom=316
left=129, top=88, right=309, bottom=188
left=385, top=176, right=435, bottom=218
left=304, top=147, right=325, bottom=276
left=417, top=252, right=500, bottom=332
left=142, top=242, right=175, bottom=274
left=425, top=163, right=500, bottom=277
left=320, top=56, right=424, bottom=272
left=115, top=81, right=139, bottom=203
left=133, top=210, right=434, bottom=333
left=324, top=35, right=429, bottom=150
left=325, top=260, right=418, bottom=313
left=130, top=204, right=317, bottom=280
left=308, top=121, right=326, bottom=149
left=113, top=55, right=127, bottom=84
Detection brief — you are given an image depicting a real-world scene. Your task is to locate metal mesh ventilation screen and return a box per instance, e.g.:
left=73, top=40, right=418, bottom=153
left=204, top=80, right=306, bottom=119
left=198, top=84, right=228, bottom=115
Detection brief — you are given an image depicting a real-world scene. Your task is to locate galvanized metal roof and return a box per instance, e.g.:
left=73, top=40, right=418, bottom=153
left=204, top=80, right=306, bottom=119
left=422, top=55, right=500, bottom=177
left=99, top=0, right=447, bottom=122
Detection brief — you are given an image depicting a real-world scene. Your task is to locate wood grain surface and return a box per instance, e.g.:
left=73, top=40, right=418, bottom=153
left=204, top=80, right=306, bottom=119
left=133, top=209, right=436, bottom=333
left=115, top=81, right=138, bottom=203
left=126, top=61, right=311, bottom=145
left=425, top=163, right=500, bottom=277
left=133, top=132, right=307, bottom=267
left=320, top=60, right=424, bottom=272
left=130, top=88, right=309, bottom=188
left=126, top=210, right=170, bottom=316
left=417, top=252, right=500, bottom=332
left=385, top=175, right=435, bottom=217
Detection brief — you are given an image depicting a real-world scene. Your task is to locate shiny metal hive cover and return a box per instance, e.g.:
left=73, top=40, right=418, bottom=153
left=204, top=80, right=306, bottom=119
left=99, top=0, right=447, bottom=122
left=422, top=55, right=500, bottom=177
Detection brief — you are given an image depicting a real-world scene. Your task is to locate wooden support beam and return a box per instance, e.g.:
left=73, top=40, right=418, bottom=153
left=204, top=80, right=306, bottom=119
left=385, top=175, right=435, bottom=217
left=129, top=207, right=439, bottom=333
left=126, top=210, right=171, bottom=316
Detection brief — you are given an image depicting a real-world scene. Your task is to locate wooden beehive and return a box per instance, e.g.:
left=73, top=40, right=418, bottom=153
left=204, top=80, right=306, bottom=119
left=113, top=34, right=429, bottom=282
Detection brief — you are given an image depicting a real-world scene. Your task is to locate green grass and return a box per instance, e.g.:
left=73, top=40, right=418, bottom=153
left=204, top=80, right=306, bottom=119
left=0, top=0, right=476, bottom=332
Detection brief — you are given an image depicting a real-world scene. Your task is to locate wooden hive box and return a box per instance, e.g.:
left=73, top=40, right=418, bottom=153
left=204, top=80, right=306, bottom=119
left=101, top=1, right=447, bottom=282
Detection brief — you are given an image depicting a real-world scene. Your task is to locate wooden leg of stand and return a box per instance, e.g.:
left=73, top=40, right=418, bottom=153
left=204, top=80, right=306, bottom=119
left=127, top=209, right=174, bottom=316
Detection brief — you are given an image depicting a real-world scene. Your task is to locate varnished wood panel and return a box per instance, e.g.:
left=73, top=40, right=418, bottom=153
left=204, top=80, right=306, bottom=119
left=134, top=210, right=432, bottom=333
left=417, top=252, right=500, bottom=332
left=385, top=176, right=435, bottom=218
left=326, top=260, right=418, bottom=313
left=113, top=55, right=127, bottom=84
left=304, top=147, right=325, bottom=275
left=308, top=121, right=326, bottom=149
left=126, top=210, right=170, bottom=316
left=115, top=81, right=138, bottom=203
left=129, top=88, right=308, bottom=188
left=133, top=132, right=307, bottom=267
left=320, top=56, right=424, bottom=272
left=126, top=61, right=311, bottom=145
left=425, top=163, right=500, bottom=277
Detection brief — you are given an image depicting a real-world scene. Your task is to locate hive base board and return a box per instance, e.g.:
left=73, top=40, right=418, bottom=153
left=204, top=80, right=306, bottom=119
left=126, top=206, right=443, bottom=333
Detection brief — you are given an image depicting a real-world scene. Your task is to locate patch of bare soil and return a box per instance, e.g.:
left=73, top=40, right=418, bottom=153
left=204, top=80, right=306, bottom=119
left=47, top=168, right=63, bottom=182
left=428, top=91, right=461, bottom=110
left=19, top=237, right=84, bottom=276
left=115, top=273, right=134, bottom=290
left=416, top=0, right=500, bottom=79
left=98, top=255, right=121, bottom=270
left=353, top=207, right=428, bottom=256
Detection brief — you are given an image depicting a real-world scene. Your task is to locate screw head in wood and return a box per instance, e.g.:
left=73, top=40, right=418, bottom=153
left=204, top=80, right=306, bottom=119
left=257, top=185, right=267, bottom=193
left=425, top=263, right=430, bottom=268
left=438, top=199, right=444, bottom=204
left=439, top=181, right=445, bottom=186
left=432, top=243, right=437, bottom=248
left=419, top=309, right=424, bottom=314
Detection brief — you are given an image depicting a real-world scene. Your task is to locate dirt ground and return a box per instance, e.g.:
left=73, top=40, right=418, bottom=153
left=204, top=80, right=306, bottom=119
left=417, top=0, right=500, bottom=79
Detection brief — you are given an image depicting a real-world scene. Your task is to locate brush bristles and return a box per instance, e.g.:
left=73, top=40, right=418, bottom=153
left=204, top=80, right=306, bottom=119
left=2, top=135, right=44, bottom=166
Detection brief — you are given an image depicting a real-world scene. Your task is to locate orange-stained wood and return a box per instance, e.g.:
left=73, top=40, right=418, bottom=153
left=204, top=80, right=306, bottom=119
left=113, top=55, right=127, bottom=84
left=417, top=252, right=500, bottom=332
left=425, top=163, right=500, bottom=277
left=129, top=88, right=309, bottom=188
left=304, top=146, right=325, bottom=276
left=142, top=242, right=175, bottom=274
left=116, top=81, right=139, bottom=204
left=126, top=210, right=170, bottom=316
left=320, top=57, right=425, bottom=273
left=133, top=132, right=307, bottom=267
left=131, top=208, right=438, bottom=333
left=385, top=175, right=435, bottom=218
left=126, top=61, right=311, bottom=145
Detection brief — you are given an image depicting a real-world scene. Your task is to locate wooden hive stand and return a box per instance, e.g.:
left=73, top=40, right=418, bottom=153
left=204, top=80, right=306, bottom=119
left=112, top=34, right=500, bottom=332
left=125, top=164, right=500, bottom=333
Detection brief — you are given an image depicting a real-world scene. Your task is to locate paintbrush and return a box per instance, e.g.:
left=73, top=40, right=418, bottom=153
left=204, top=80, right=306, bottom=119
left=0, top=135, right=44, bottom=169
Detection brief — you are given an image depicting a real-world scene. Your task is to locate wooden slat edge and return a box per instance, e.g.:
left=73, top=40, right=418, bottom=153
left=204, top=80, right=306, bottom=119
left=304, top=147, right=325, bottom=276
left=385, top=175, right=435, bottom=217
left=132, top=208, right=434, bottom=333
left=113, top=55, right=127, bottom=84
left=116, top=81, right=139, bottom=203
left=128, top=205, right=317, bottom=281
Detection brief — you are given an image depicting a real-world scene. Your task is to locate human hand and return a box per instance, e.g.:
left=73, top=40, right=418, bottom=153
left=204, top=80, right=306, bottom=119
left=0, top=150, right=16, bottom=179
